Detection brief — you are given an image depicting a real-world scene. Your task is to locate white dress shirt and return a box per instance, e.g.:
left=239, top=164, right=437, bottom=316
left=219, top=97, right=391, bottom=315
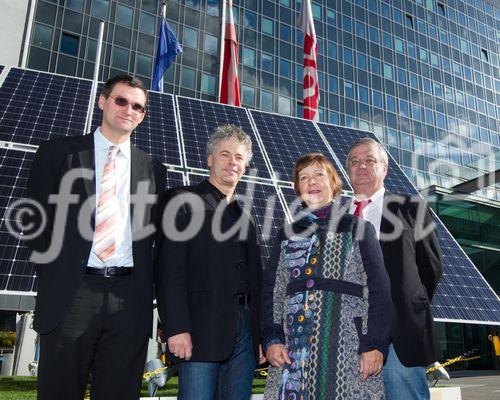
left=87, top=128, right=134, bottom=267
left=349, top=187, right=385, bottom=239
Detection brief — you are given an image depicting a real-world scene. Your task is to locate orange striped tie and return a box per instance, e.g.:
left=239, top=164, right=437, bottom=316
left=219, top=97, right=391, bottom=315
left=93, top=146, right=120, bottom=262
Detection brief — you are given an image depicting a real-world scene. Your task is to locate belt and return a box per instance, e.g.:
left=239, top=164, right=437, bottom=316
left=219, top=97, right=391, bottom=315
left=235, top=293, right=250, bottom=305
left=85, top=266, right=132, bottom=277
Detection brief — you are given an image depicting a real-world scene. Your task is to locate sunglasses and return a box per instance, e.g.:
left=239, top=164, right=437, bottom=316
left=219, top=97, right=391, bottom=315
left=109, top=95, right=146, bottom=114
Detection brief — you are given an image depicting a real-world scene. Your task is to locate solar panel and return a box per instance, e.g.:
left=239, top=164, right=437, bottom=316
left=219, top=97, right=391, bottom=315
left=250, top=110, right=352, bottom=191
left=188, top=174, right=286, bottom=261
left=0, top=149, right=36, bottom=292
left=90, top=90, right=181, bottom=166
left=317, top=123, right=418, bottom=195
left=164, top=169, right=185, bottom=189
left=0, top=68, right=91, bottom=145
left=317, top=123, right=500, bottom=324
left=431, top=219, right=500, bottom=322
left=0, top=65, right=4, bottom=74
left=177, top=97, right=271, bottom=179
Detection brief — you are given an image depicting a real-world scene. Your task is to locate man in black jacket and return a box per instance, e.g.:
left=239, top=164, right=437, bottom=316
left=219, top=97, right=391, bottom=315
left=24, top=75, right=166, bottom=400
left=346, top=137, right=442, bottom=400
left=155, top=125, right=263, bottom=400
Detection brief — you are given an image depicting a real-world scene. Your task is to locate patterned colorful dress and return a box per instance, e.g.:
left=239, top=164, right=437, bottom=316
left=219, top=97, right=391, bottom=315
left=261, top=205, right=391, bottom=399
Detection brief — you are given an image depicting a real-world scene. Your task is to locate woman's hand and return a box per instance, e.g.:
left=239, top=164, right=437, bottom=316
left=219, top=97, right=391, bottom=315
left=359, top=349, right=383, bottom=380
left=265, top=344, right=292, bottom=367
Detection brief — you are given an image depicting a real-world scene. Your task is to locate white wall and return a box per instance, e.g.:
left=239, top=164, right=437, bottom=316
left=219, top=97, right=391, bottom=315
left=0, top=0, right=31, bottom=67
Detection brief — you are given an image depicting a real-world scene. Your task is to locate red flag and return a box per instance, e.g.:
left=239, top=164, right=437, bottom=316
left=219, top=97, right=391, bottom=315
left=219, top=0, right=240, bottom=106
left=300, top=0, right=319, bottom=120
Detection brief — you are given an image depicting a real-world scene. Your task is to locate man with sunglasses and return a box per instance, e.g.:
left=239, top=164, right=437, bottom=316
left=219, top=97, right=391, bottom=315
left=25, top=74, right=166, bottom=400
left=346, top=137, right=443, bottom=400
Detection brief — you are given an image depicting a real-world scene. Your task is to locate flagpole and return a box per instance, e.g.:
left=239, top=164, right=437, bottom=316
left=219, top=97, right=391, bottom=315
left=84, top=20, right=105, bottom=134
left=218, top=0, right=227, bottom=102
left=162, top=1, right=166, bottom=19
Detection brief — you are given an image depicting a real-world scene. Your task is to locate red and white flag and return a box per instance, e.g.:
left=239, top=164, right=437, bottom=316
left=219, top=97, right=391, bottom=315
left=299, top=0, right=319, bottom=120
left=219, top=0, right=240, bottom=106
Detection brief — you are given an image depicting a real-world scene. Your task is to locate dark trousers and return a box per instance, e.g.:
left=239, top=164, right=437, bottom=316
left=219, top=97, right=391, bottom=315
left=37, top=273, right=149, bottom=400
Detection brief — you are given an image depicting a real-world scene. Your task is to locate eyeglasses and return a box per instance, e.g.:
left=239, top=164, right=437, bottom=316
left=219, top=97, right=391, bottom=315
left=348, top=157, right=379, bottom=168
left=109, top=95, right=146, bottom=114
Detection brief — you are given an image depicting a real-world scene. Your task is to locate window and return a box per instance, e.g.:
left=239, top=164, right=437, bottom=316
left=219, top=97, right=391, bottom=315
left=372, top=90, right=383, bottom=108
left=60, top=33, right=79, bottom=56
left=261, top=53, right=273, bottom=73
left=405, top=14, right=414, bottom=29
left=139, top=12, right=155, bottom=35
left=136, top=54, right=151, bottom=77
left=262, top=17, right=273, bottom=35
left=371, top=58, right=381, bottom=75
left=329, top=76, right=338, bottom=93
left=359, top=86, right=369, bottom=103
left=437, top=3, right=445, bottom=17
left=328, top=42, right=337, bottom=59
left=344, top=81, right=355, bottom=99
left=242, top=48, right=256, bottom=67
left=383, top=63, right=393, bottom=80
left=66, top=0, right=84, bottom=11
left=242, top=85, right=255, bottom=106
left=116, top=5, right=133, bottom=27
left=204, top=34, right=218, bottom=55
left=343, top=48, right=352, bottom=64
left=91, top=0, right=109, bottom=18
left=279, top=59, right=291, bottom=77
left=183, top=27, right=198, bottom=49
left=481, top=49, right=489, bottom=62
left=355, top=21, right=366, bottom=38
left=386, top=95, right=396, bottom=112
left=181, top=67, right=196, bottom=89
left=342, top=15, right=352, bottom=32
left=261, top=90, right=273, bottom=111
left=112, top=46, right=129, bottom=70
left=244, top=10, right=257, bottom=29
left=201, top=73, right=216, bottom=95
left=357, top=53, right=367, bottom=70
left=369, top=27, right=379, bottom=43
left=32, top=23, right=53, bottom=49
left=278, top=96, right=291, bottom=115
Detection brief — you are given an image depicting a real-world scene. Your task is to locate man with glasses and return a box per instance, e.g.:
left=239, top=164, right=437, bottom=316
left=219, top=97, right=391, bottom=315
left=25, top=74, right=166, bottom=399
left=346, top=137, right=442, bottom=400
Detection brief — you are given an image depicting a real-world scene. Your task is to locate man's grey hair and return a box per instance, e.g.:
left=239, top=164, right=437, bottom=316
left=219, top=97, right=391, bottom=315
left=346, top=137, right=388, bottom=169
left=206, top=124, right=253, bottom=166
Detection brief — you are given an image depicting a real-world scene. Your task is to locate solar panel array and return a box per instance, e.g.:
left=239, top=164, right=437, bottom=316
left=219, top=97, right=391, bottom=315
left=0, top=67, right=498, bottom=324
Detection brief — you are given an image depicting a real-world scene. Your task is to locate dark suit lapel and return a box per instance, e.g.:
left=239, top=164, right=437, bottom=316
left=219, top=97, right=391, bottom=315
left=380, top=191, right=400, bottom=249
left=130, top=145, right=154, bottom=238
left=78, top=134, right=96, bottom=199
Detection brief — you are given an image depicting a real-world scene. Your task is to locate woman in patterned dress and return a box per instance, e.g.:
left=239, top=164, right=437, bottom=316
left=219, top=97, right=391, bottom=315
left=261, top=153, right=391, bottom=399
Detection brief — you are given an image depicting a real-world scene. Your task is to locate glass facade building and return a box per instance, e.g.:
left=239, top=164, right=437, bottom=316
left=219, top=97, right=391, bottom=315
left=26, top=0, right=499, bottom=200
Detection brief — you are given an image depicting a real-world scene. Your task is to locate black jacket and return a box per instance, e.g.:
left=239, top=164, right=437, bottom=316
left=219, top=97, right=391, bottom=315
left=25, top=132, right=166, bottom=335
left=379, top=191, right=443, bottom=366
left=155, top=180, right=262, bottom=362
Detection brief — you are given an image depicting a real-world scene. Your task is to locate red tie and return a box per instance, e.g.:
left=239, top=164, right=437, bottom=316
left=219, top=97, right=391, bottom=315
left=353, top=199, right=371, bottom=219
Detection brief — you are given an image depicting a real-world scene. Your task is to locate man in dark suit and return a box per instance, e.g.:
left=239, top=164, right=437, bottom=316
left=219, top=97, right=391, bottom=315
left=25, top=75, right=166, bottom=400
left=346, top=137, right=442, bottom=400
left=155, top=125, right=263, bottom=400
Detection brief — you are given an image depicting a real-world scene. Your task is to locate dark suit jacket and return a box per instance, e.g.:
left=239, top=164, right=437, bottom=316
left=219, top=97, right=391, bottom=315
left=379, top=191, right=443, bottom=366
left=25, top=132, right=166, bottom=335
left=155, top=180, right=262, bottom=363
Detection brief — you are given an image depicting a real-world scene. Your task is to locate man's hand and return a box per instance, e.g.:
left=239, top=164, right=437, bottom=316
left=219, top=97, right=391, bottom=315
left=265, top=344, right=291, bottom=368
left=167, top=332, right=193, bottom=360
left=359, top=349, right=383, bottom=380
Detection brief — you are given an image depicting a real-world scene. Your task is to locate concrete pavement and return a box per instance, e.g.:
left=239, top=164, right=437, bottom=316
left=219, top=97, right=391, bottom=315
left=434, top=370, right=500, bottom=400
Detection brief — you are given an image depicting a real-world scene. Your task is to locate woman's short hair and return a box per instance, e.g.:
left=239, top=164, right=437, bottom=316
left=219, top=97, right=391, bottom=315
left=293, top=152, right=342, bottom=199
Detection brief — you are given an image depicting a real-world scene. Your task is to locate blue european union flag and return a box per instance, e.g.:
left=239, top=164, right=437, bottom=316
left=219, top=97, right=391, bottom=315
left=151, top=17, right=182, bottom=92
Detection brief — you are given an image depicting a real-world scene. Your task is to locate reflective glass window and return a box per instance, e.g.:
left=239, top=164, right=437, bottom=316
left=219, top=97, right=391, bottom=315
left=206, top=0, right=219, bottom=16
left=66, top=0, right=84, bottom=11
left=399, top=100, right=409, bottom=117
left=183, top=27, right=198, bottom=49
left=359, top=86, right=369, bottom=103
left=329, top=76, right=338, bottom=93
left=344, top=81, right=355, bottom=99
left=383, top=63, right=393, bottom=79
left=91, top=0, right=109, bottom=18
left=342, top=15, right=352, bottom=32
left=387, top=95, right=396, bottom=112
left=372, top=90, right=383, bottom=108
left=242, top=84, right=255, bottom=106
left=112, top=46, right=129, bottom=70
left=371, top=57, right=381, bottom=74
left=262, top=17, right=274, bottom=35
left=244, top=10, right=257, bottom=29
left=357, top=53, right=367, bottom=70
left=280, top=24, right=291, bottom=41
left=181, top=66, right=196, bottom=89
left=32, top=23, right=53, bottom=49
left=369, top=27, right=379, bottom=43
left=343, top=48, right=352, bottom=64
left=139, top=12, right=155, bottom=35
left=395, top=38, right=404, bottom=53
left=278, top=96, right=291, bottom=115
left=204, top=34, right=218, bottom=55
left=356, top=21, right=366, bottom=38
left=261, top=90, right=273, bottom=111
left=136, top=54, right=152, bottom=77
left=328, top=42, right=337, bottom=59
left=261, top=53, right=273, bottom=72
left=243, top=47, right=256, bottom=67
left=116, top=5, right=133, bottom=27
left=60, top=33, right=79, bottom=56
left=279, top=58, right=291, bottom=77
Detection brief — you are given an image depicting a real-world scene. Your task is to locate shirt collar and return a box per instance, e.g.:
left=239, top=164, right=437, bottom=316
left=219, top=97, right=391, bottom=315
left=94, top=127, right=131, bottom=159
left=354, top=186, right=385, bottom=206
